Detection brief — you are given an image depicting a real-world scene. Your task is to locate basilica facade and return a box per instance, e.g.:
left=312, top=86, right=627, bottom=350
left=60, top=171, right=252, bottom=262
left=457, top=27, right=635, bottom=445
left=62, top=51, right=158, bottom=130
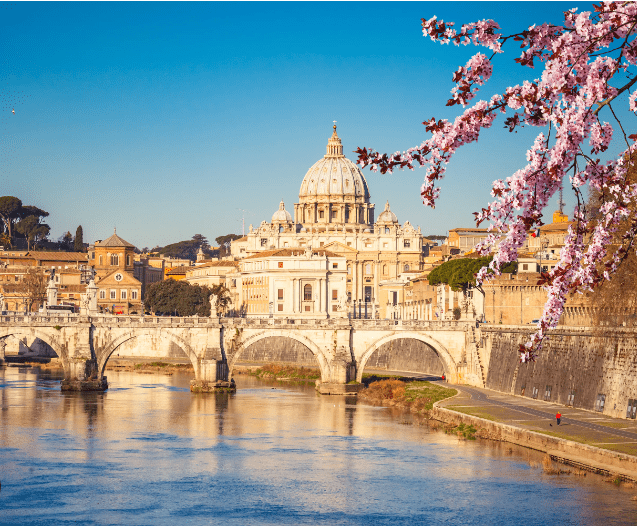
left=231, top=126, right=429, bottom=315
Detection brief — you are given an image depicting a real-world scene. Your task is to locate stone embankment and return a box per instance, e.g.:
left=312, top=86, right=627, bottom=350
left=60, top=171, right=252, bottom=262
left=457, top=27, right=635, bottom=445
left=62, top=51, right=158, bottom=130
left=433, top=385, right=637, bottom=482
left=431, top=401, right=637, bottom=482
left=357, top=378, right=637, bottom=482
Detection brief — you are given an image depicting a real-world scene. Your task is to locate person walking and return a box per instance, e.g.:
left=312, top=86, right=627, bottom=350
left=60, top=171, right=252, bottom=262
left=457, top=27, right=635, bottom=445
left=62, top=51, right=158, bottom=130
left=556, top=411, right=561, bottom=426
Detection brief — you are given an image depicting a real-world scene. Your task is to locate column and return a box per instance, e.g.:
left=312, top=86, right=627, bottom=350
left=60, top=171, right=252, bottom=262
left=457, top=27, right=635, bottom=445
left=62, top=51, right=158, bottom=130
left=373, top=259, right=379, bottom=305
left=351, top=259, right=357, bottom=302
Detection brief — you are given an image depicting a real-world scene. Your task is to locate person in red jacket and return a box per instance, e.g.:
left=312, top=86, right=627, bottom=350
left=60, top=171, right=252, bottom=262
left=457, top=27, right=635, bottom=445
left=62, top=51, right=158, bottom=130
left=556, top=412, right=561, bottom=426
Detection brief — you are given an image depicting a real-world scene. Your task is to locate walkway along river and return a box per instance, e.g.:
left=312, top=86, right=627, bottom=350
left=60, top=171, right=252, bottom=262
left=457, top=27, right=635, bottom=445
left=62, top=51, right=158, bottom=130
left=1, top=365, right=636, bottom=525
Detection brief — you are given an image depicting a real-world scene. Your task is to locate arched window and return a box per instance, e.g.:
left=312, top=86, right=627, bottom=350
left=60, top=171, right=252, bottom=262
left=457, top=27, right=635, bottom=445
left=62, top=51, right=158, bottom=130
left=110, top=254, right=119, bottom=266
left=304, top=284, right=312, bottom=301
left=365, top=263, right=371, bottom=274
left=385, top=227, right=390, bottom=234
left=279, top=226, right=284, bottom=233
left=404, top=264, right=410, bottom=272
left=126, top=255, right=131, bottom=266
left=383, top=264, right=387, bottom=275
left=99, top=255, right=103, bottom=266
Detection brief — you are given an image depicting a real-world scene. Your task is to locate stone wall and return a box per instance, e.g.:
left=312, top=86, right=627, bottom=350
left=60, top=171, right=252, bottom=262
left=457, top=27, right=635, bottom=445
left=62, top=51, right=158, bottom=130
left=237, top=336, right=319, bottom=367
left=483, top=327, right=637, bottom=419
left=363, top=338, right=445, bottom=376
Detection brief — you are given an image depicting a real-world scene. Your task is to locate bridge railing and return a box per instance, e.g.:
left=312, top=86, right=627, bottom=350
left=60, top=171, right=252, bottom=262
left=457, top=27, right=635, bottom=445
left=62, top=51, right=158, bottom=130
left=0, top=313, right=475, bottom=330
left=0, top=314, right=224, bottom=327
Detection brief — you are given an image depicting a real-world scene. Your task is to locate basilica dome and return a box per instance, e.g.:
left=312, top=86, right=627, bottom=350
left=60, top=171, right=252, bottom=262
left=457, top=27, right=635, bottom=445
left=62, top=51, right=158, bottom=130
left=272, top=200, right=292, bottom=222
left=298, top=125, right=370, bottom=204
left=377, top=201, right=398, bottom=224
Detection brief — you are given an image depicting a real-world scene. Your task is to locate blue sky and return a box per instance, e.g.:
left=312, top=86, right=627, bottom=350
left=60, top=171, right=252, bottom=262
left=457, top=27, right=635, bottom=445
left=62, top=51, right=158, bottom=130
left=2, top=1, right=627, bottom=249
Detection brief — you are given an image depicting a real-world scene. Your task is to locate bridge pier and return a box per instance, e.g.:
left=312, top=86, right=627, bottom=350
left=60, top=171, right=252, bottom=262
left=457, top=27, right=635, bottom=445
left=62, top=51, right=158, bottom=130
left=61, top=327, right=107, bottom=392
left=190, top=358, right=234, bottom=392
left=61, top=358, right=108, bottom=391
left=316, top=356, right=361, bottom=395
left=315, top=331, right=362, bottom=395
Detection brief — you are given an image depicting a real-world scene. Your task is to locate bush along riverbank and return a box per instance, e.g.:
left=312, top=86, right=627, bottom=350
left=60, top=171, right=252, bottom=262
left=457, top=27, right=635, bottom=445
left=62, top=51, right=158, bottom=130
left=358, top=379, right=457, bottom=416
left=246, top=364, right=321, bottom=382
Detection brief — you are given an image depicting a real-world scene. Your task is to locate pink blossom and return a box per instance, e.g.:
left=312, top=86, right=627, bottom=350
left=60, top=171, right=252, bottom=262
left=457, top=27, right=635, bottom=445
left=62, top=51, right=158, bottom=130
left=355, top=3, right=637, bottom=358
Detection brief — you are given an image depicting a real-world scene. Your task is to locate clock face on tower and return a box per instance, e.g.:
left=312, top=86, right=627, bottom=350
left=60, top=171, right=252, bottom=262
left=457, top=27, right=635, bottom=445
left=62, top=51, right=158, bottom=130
left=114, top=273, right=123, bottom=282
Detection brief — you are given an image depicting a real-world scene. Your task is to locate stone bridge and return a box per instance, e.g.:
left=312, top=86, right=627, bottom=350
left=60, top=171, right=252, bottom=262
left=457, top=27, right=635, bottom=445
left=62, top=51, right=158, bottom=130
left=0, top=314, right=484, bottom=393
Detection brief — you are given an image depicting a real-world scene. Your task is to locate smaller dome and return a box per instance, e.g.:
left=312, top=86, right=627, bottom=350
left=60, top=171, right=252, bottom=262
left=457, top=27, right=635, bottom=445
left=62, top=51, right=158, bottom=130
left=377, top=201, right=398, bottom=223
left=272, top=200, right=292, bottom=222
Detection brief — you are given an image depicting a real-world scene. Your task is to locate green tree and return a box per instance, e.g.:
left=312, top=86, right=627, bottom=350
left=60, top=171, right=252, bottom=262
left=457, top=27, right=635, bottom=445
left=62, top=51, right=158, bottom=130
left=192, top=234, right=209, bottom=248
left=144, top=280, right=229, bottom=317
left=215, top=234, right=241, bottom=257
left=16, top=267, right=48, bottom=312
left=157, top=239, right=200, bottom=260
left=16, top=216, right=50, bottom=251
left=61, top=231, right=73, bottom=251
left=74, top=225, right=84, bottom=252
left=18, top=205, right=48, bottom=221
left=428, top=257, right=517, bottom=294
left=0, top=232, right=11, bottom=248
left=0, top=196, right=22, bottom=241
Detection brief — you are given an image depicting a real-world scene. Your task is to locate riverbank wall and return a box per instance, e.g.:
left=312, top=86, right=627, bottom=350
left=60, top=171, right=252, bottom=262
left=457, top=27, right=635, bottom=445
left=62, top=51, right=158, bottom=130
left=431, top=402, right=637, bottom=481
left=480, top=326, right=637, bottom=419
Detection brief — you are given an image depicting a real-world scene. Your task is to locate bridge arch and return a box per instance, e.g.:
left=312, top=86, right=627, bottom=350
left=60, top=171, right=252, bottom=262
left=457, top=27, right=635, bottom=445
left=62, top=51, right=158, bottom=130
left=97, top=330, right=199, bottom=378
left=229, top=330, right=329, bottom=381
left=0, top=327, right=68, bottom=369
left=357, top=331, right=457, bottom=383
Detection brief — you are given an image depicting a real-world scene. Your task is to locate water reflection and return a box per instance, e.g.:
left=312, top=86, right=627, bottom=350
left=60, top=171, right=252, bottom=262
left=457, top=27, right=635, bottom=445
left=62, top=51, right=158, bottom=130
left=0, top=366, right=636, bottom=525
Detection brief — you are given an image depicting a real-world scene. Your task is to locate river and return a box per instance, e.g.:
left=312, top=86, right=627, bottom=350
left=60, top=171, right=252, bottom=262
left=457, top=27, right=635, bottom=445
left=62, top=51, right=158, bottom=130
left=0, top=365, right=635, bottom=525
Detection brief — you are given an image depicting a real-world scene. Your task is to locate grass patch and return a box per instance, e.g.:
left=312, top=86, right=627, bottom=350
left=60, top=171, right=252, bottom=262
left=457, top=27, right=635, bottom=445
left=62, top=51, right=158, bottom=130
left=534, top=429, right=591, bottom=443
left=358, top=379, right=456, bottom=414
left=590, top=442, right=637, bottom=455
left=446, top=406, right=502, bottom=422
left=534, top=430, right=637, bottom=455
left=362, top=373, right=401, bottom=380
left=596, top=422, right=630, bottom=430
left=445, top=422, right=478, bottom=440
left=249, top=364, right=320, bottom=381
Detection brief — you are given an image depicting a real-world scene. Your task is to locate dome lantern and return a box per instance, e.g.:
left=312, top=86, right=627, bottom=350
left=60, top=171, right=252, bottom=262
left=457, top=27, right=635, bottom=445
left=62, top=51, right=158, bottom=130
left=326, top=124, right=344, bottom=158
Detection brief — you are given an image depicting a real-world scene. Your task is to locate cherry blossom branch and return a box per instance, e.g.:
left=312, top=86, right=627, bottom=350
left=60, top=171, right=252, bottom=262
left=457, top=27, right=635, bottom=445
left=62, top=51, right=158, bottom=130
left=356, top=2, right=637, bottom=360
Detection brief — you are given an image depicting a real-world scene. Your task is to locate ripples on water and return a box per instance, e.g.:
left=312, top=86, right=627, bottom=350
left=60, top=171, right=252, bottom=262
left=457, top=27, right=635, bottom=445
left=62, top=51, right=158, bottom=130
left=0, top=366, right=636, bottom=525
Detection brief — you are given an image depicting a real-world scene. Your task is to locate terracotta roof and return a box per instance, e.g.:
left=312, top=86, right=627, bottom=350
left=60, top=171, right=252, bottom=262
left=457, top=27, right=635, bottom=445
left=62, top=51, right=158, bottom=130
left=448, top=228, right=490, bottom=233
left=193, top=261, right=239, bottom=269
left=535, top=221, right=573, bottom=232
left=25, top=251, right=89, bottom=262
left=96, top=230, right=135, bottom=248
left=244, top=248, right=340, bottom=259
left=166, top=266, right=193, bottom=275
